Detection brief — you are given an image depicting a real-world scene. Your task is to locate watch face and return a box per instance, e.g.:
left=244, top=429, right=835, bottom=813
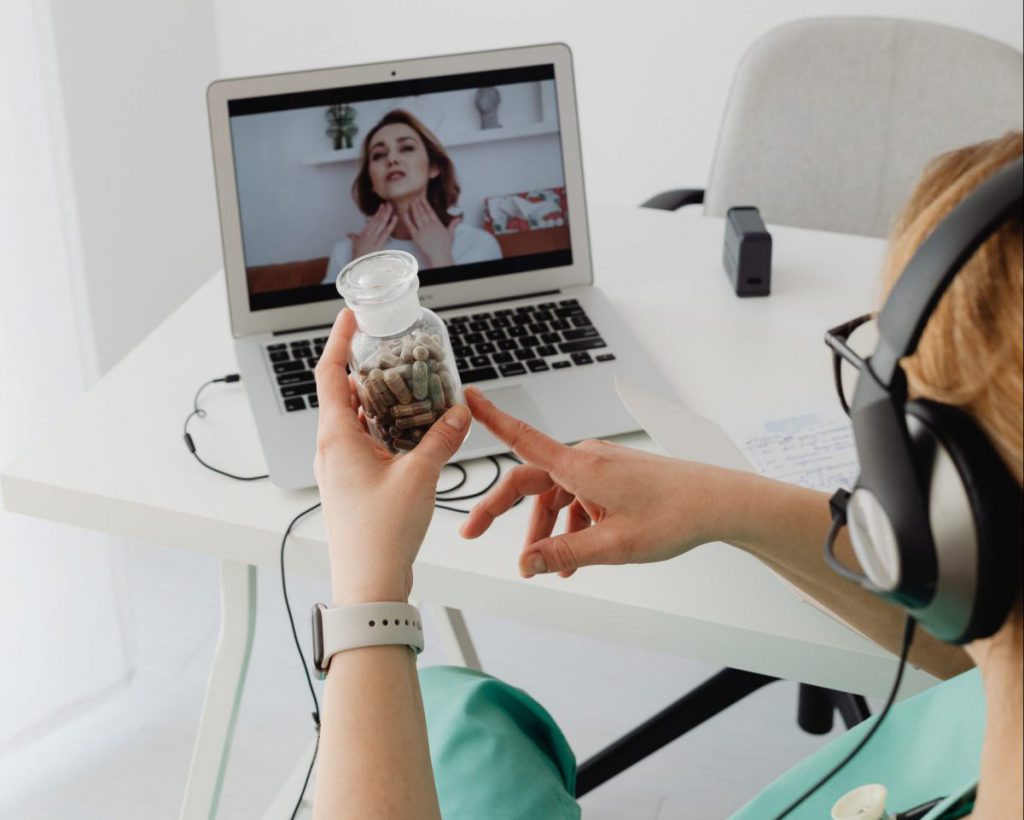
left=311, top=603, right=326, bottom=677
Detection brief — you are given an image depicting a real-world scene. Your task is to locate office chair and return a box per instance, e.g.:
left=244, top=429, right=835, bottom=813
left=644, top=17, right=1024, bottom=237
left=575, top=18, right=1023, bottom=797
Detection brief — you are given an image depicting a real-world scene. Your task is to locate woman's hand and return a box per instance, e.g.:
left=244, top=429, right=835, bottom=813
left=349, top=203, right=398, bottom=259
left=460, top=387, right=754, bottom=578
left=314, top=309, right=472, bottom=605
left=401, top=196, right=461, bottom=268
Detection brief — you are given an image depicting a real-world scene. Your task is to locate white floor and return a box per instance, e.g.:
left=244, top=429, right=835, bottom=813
left=0, top=539, right=850, bottom=819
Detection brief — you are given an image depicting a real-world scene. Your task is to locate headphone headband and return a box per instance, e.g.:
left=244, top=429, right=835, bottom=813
left=872, top=156, right=1023, bottom=387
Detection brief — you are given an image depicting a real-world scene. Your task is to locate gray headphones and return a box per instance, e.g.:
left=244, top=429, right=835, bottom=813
left=825, top=156, right=1023, bottom=645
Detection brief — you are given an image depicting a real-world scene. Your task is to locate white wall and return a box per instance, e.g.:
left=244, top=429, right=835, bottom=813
left=212, top=0, right=1024, bottom=216
left=232, top=80, right=565, bottom=266
left=45, top=0, right=222, bottom=373
left=0, top=0, right=133, bottom=756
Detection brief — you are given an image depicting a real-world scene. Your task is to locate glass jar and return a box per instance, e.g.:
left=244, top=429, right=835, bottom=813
left=335, top=250, right=465, bottom=454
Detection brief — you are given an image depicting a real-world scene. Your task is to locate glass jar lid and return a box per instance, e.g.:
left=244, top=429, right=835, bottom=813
left=336, top=250, right=419, bottom=306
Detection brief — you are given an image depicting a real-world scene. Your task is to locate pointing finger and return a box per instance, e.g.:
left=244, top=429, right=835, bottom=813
left=464, top=386, right=568, bottom=473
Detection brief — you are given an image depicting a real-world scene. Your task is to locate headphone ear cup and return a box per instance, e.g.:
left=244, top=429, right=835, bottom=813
left=905, top=399, right=1022, bottom=643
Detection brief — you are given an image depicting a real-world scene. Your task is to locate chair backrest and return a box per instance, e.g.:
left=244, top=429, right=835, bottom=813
left=704, top=17, right=1024, bottom=237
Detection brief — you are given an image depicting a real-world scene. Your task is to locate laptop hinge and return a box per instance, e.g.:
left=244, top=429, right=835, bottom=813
left=272, top=322, right=334, bottom=337
left=433, top=288, right=562, bottom=313
left=271, top=288, right=564, bottom=337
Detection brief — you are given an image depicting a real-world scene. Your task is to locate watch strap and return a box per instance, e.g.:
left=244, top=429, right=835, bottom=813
left=312, top=602, right=423, bottom=678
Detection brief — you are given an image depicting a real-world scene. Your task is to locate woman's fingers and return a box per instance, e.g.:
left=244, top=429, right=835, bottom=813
left=525, top=483, right=576, bottom=547
left=464, top=387, right=569, bottom=473
left=519, top=524, right=621, bottom=578
left=566, top=499, right=592, bottom=533
left=417, top=197, right=440, bottom=225
left=459, top=463, right=556, bottom=538
left=314, top=309, right=364, bottom=440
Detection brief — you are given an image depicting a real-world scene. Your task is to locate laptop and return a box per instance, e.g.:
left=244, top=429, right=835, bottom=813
left=207, top=43, right=667, bottom=488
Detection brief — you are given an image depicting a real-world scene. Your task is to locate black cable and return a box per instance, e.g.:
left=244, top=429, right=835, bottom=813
left=433, top=454, right=525, bottom=513
left=279, top=499, right=324, bottom=819
left=182, top=375, right=270, bottom=481
left=436, top=462, right=469, bottom=495
left=773, top=615, right=918, bottom=820
left=182, top=375, right=526, bottom=814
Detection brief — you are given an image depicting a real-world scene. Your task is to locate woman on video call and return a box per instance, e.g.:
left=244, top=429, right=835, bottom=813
left=323, top=109, right=502, bottom=282
left=311, top=133, right=1023, bottom=819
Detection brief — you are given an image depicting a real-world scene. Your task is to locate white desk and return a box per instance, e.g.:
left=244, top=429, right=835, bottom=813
left=2, top=205, right=935, bottom=820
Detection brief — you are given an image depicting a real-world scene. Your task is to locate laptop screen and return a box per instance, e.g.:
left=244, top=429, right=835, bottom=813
left=228, top=64, right=572, bottom=312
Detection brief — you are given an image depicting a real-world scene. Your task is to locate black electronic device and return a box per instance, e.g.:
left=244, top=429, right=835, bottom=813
left=723, top=206, right=772, bottom=296
left=824, top=155, right=1023, bottom=645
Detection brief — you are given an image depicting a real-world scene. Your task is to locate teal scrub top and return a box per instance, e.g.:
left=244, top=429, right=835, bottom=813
left=730, top=668, right=983, bottom=819
left=420, top=665, right=984, bottom=820
left=420, top=666, right=581, bottom=820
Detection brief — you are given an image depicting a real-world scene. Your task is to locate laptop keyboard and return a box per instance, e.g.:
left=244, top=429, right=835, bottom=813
left=265, top=336, right=328, bottom=413
left=444, top=298, right=613, bottom=382
left=263, top=298, right=614, bottom=412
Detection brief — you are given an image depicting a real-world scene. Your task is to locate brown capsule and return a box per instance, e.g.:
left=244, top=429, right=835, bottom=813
left=393, top=437, right=418, bottom=451
left=392, top=399, right=433, bottom=418
left=383, top=367, right=413, bottom=404
left=368, top=369, right=396, bottom=406
left=355, top=379, right=379, bottom=418
left=395, top=411, right=435, bottom=429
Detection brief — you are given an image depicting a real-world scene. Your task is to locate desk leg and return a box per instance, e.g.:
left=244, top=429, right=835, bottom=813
left=419, top=603, right=481, bottom=671
left=179, top=560, right=257, bottom=820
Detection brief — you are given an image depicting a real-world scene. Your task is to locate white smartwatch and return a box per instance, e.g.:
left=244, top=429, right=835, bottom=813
left=311, top=602, right=424, bottom=679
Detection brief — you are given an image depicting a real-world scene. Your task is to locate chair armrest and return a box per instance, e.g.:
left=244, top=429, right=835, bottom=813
left=640, top=189, right=705, bottom=211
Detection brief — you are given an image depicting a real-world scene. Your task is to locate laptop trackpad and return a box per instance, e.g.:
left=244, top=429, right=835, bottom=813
left=464, top=385, right=549, bottom=451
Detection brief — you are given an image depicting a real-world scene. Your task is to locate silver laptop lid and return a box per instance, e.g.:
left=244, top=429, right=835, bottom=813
left=207, top=43, right=592, bottom=339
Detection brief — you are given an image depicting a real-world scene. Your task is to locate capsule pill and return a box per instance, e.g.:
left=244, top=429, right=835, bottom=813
left=383, top=368, right=413, bottom=404
left=368, top=369, right=396, bottom=406
left=392, top=399, right=433, bottom=418
left=416, top=332, right=444, bottom=359
left=400, top=337, right=416, bottom=362
left=412, top=345, right=430, bottom=362
left=428, top=373, right=445, bottom=410
left=378, top=351, right=402, bottom=368
left=396, top=411, right=435, bottom=429
left=411, top=361, right=429, bottom=400
left=440, top=371, right=457, bottom=405
left=355, top=380, right=380, bottom=418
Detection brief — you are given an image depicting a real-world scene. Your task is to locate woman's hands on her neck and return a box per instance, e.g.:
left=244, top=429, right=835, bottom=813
left=390, top=195, right=460, bottom=267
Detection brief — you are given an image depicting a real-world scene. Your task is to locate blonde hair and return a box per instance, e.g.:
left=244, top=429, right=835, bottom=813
left=881, top=132, right=1023, bottom=485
